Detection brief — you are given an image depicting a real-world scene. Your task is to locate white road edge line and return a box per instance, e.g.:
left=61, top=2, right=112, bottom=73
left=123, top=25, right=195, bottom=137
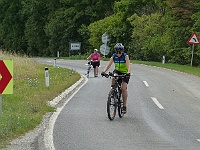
left=143, top=81, right=149, bottom=87
left=197, top=139, right=200, bottom=142
left=151, top=97, right=164, bottom=109
left=44, top=75, right=88, bottom=150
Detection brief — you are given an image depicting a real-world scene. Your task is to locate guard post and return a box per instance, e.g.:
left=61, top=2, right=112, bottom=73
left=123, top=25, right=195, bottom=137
left=54, top=58, right=56, bottom=68
left=45, top=67, right=49, bottom=87
left=162, top=56, right=165, bottom=64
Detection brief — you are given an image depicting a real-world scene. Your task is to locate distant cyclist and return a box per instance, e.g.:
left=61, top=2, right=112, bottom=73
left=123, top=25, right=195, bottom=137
left=101, top=43, right=131, bottom=113
left=87, top=49, right=100, bottom=77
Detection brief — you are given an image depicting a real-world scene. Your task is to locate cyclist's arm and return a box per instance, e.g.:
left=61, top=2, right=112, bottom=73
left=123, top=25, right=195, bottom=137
left=125, top=55, right=131, bottom=74
left=103, top=57, right=114, bottom=72
left=87, top=54, right=92, bottom=60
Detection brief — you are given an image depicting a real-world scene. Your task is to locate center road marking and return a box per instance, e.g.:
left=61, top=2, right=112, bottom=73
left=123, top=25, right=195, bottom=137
left=151, top=97, right=164, bottom=109
left=143, top=81, right=149, bottom=87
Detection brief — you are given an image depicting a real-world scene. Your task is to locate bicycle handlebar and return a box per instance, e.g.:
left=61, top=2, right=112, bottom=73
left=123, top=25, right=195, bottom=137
left=101, top=72, right=129, bottom=78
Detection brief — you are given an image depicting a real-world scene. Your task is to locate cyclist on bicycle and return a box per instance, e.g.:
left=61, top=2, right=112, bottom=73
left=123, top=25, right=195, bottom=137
left=101, top=43, right=131, bottom=113
left=87, top=49, right=101, bottom=77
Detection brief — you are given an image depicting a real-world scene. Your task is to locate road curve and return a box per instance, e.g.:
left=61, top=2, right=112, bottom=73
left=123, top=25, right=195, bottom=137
left=36, top=59, right=200, bottom=150
left=5, top=58, right=200, bottom=150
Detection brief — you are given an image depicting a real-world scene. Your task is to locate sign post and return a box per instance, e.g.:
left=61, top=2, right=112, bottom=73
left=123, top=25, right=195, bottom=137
left=191, top=44, right=194, bottom=66
left=187, top=32, right=200, bottom=66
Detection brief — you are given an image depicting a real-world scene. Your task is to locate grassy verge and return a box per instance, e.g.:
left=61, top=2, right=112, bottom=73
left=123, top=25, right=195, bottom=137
left=63, top=54, right=200, bottom=77
left=1, top=52, right=200, bottom=148
left=131, top=60, right=200, bottom=77
left=0, top=52, right=80, bottom=148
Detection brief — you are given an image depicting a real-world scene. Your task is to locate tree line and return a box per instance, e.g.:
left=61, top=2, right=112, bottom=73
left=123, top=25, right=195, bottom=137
left=0, top=0, right=200, bottom=66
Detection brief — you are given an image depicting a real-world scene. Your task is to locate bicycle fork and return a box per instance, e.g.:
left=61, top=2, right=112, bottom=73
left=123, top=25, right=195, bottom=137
left=117, top=88, right=123, bottom=105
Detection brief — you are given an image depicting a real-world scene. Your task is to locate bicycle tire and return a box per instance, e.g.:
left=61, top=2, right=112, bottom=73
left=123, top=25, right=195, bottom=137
left=118, top=100, right=124, bottom=118
left=86, top=66, right=91, bottom=78
left=117, top=89, right=124, bottom=118
left=107, top=89, right=116, bottom=120
left=86, top=70, right=89, bottom=77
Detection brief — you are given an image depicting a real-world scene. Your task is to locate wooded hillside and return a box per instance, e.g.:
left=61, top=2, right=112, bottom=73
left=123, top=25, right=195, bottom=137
left=0, top=0, right=200, bottom=66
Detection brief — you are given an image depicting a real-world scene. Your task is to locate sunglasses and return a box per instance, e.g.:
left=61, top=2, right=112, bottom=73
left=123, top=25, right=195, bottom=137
left=116, top=51, right=122, bottom=54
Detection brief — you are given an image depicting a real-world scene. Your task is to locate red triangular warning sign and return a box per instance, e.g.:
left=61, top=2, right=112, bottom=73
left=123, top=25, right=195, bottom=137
left=187, top=32, right=200, bottom=44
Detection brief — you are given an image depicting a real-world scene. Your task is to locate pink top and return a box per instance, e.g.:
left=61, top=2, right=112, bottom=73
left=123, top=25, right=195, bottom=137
left=90, top=53, right=100, bottom=62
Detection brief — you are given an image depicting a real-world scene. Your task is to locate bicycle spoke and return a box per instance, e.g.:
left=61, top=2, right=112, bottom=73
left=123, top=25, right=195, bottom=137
left=107, top=90, right=116, bottom=120
left=118, top=90, right=124, bottom=118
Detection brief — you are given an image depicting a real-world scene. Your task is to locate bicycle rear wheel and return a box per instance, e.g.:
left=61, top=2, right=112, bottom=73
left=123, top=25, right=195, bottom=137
left=107, top=89, right=116, bottom=120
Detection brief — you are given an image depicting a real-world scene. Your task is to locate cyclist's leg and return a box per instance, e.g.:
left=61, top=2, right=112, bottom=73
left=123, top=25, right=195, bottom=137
left=92, top=62, right=97, bottom=76
left=121, top=81, right=128, bottom=107
left=95, top=66, right=98, bottom=77
left=121, top=75, right=130, bottom=113
left=96, top=61, right=100, bottom=76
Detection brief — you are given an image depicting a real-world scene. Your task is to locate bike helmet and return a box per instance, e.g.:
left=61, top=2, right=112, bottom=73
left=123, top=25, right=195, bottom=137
left=94, top=49, right=98, bottom=52
left=114, top=43, right=124, bottom=52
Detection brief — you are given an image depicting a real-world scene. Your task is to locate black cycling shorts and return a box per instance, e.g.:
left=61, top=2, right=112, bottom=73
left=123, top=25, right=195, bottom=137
left=92, top=61, right=100, bottom=68
left=113, top=70, right=130, bottom=84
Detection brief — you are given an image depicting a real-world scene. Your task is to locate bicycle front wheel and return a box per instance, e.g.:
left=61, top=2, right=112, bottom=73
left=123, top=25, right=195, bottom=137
left=107, top=89, right=116, bottom=120
left=86, top=66, right=90, bottom=78
left=118, top=89, right=124, bottom=118
left=86, top=70, right=89, bottom=77
left=118, top=99, right=124, bottom=118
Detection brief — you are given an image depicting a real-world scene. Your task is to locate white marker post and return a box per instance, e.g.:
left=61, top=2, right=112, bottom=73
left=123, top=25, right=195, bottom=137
left=162, top=55, right=165, bottom=64
left=57, top=51, right=59, bottom=58
left=45, top=67, right=49, bottom=87
left=54, top=58, right=56, bottom=68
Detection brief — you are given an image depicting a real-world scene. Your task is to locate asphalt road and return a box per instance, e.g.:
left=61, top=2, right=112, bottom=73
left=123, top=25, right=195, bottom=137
left=18, top=58, right=200, bottom=150
left=33, top=58, right=200, bottom=150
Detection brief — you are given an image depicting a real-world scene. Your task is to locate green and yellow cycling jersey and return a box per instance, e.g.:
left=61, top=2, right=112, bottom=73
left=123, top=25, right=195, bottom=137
left=112, top=53, right=128, bottom=73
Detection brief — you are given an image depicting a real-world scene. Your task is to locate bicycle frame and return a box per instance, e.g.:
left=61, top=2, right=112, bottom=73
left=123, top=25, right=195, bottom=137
left=86, top=60, right=93, bottom=77
left=103, top=72, right=125, bottom=120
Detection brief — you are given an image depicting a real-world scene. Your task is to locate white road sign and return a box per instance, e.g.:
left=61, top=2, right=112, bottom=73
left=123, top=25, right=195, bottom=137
left=70, top=42, right=81, bottom=50
left=100, top=44, right=110, bottom=55
left=102, top=34, right=110, bottom=43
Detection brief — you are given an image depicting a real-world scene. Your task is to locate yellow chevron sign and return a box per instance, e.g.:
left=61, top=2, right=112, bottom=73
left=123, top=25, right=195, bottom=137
left=0, top=60, right=13, bottom=94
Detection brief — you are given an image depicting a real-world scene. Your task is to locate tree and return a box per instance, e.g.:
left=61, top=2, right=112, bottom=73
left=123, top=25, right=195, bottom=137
left=45, top=0, right=115, bottom=56
left=22, top=0, right=49, bottom=56
left=0, top=0, right=27, bottom=53
left=128, top=13, right=166, bottom=61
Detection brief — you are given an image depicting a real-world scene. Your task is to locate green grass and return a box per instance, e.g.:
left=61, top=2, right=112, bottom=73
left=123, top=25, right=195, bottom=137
left=0, top=52, right=80, bottom=148
left=131, top=60, right=200, bottom=77
left=1, top=52, right=200, bottom=148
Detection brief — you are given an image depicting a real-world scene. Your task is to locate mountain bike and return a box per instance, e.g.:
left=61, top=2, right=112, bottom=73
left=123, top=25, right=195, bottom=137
left=86, top=60, right=93, bottom=78
left=102, top=72, right=126, bottom=120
